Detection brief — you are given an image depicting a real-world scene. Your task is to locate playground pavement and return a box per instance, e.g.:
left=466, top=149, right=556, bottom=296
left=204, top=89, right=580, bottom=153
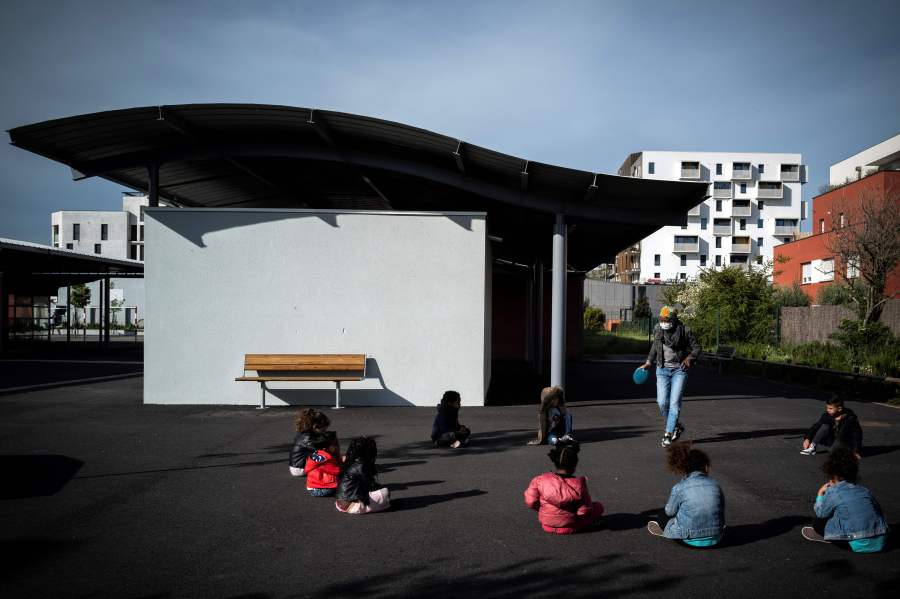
left=1, top=357, right=898, bottom=598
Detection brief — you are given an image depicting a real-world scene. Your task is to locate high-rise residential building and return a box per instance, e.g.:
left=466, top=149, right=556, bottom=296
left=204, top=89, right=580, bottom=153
left=615, top=151, right=807, bottom=283
left=51, top=192, right=148, bottom=260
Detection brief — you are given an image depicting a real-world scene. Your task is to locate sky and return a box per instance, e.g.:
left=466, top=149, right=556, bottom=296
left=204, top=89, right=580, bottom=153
left=1, top=0, right=898, bottom=243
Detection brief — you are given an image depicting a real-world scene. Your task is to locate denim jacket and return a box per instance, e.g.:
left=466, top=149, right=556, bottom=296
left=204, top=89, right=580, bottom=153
left=664, top=472, right=725, bottom=539
left=814, top=481, right=888, bottom=541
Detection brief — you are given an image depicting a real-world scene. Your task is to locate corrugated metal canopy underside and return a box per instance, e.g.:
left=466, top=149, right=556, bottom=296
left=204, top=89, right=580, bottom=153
left=8, top=104, right=708, bottom=270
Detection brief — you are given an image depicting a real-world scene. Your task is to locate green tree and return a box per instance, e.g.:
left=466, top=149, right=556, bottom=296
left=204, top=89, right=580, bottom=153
left=633, top=295, right=651, bottom=319
left=659, top=282, right=686, bottom=310
left=583, top=301, right=606, bottom=332
left=772, top=283, right=809, bottom=309
left=70, top=283, right=91, bottom=332
left=817, top=284, right=853, bottom=306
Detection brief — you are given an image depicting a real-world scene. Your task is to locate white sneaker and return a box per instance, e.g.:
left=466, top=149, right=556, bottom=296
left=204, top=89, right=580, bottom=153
left=800, top=444, right=817, bottom=456
left=672, top=423, right=685, bottom=442
left=450, top=439, right=461, bottom=449
left=661, top=434, right=673, bottom=448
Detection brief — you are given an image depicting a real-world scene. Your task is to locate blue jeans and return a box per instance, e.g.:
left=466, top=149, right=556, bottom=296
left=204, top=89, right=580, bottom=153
left=656, top=367, right=687, bottom=434
left=548, top=412, right=573, bottom=445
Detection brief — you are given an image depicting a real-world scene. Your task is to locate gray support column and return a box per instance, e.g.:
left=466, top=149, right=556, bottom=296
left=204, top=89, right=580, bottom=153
left=104, top=277, right=111, bottom=346
left=535, top=258, right=544, bottom=374
left=550, top=214, right=567, bottom=388
left=0, top=272, right=6, bottom=353
left=98, top=279, right=104, bottom=346
left=148, top=163, right=160, bottom=207
left=66, top=285, right=71, bottom=342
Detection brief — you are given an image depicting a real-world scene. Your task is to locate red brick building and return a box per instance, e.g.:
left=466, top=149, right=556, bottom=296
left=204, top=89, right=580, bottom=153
left=774, top=171, right=900, bottom=301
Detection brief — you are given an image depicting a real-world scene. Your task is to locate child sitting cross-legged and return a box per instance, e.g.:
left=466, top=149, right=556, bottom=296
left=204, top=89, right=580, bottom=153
left=802, top=448, right=888, bottom=552
left=648, top=442, right=725, bottom=547
left=524, top=440, right=604, bottom=534
left=304, top=432, right=341, bottom=497
left=288, top=408, right=331, bottom=477
left=431, top=390, right=471, bottom=448
left=334, top=436, right=391, bottom=514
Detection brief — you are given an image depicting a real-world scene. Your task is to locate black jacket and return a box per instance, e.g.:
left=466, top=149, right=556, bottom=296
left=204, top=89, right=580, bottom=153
left=431, top=404, right=460, bottom=441
left=646, top=321, right=701, bottom=368
left=336, top=461, right=379, bottom=505
left=289, top=432, right=324, bottom=468
left=805, top=408, right=863, bottom=451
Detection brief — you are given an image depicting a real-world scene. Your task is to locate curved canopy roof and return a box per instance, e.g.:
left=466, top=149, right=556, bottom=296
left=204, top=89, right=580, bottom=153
left=8, top=104, right=708, bottom=270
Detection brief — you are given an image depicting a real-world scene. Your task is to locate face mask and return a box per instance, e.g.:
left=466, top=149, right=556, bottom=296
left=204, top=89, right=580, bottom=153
left=659, top=321, right=673, bottom=330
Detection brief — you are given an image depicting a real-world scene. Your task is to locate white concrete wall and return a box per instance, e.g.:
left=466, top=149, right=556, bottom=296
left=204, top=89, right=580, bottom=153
left=144, top=208, right=489, bottom=407
left=830, top=133, right=900, bottom=186
left=51, top=210, right=128, bottom=257
left=633, top=151, right=805, bottom=282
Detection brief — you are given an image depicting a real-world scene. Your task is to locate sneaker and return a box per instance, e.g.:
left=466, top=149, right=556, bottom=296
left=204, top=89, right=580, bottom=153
left=450, top=439, right=462, bottom=449
left=647, top=521, right=665, bottom=536
left=672, top=423, right=685, bottom=442
left=559, top=434, right=576, bottom=443
left=661, top=434, right=673, bottom=448
left=801, top=526, right=830, bottom=543
left=800, top=444, right=817, bottom=456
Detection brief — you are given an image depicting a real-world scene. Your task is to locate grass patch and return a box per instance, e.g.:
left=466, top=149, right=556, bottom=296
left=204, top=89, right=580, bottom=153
left=584, top=330, right=650, bottom=355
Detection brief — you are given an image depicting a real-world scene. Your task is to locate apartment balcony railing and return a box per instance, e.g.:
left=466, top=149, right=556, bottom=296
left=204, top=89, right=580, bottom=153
left=757, top=183, right=784, bottom=199
left=730, top=239, right=751, bottom=254
left=731, top=202, right=752, bottom=217
left=673, top=239, right=700, bottom=253
left=732, top=164, right=752, bottom=180
left=712, top=184, right=732, bottom=199
left=774, top=224, right=798, bottom=236
left=680, top=166, right=701, bottom=180
left=713, top=223, right=732, bottom=236
left=687, top=204, right=702, bottom=216
left=780, top=165, right=801, bottom=182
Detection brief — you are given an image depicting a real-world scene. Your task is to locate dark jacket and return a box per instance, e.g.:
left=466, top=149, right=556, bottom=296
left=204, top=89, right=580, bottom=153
left=431, top=404, right=461, bottom=441
left=804, top=408, right=863, bottom=451
left=646, top=321, right=701, bottom=368
left=289, top=431, right=326, bottom=469
left=336, top=461, right=379, bottom=505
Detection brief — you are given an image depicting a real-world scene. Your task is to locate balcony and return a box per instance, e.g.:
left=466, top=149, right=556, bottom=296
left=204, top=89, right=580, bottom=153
left=713, top=219, right=732, bottom=236
left=687, top=203, right=702, bottom=216
left=680, top=161, right=701, bottom=180
left=730, top=237, right=751, bottom=254
left=731, top=200, right=752, bottom=217
left=774, top=220, right=799, bottom=236
left=712, top=182, right=732, bottom=199
left=780, top=164, right=801, bottom=181
left=757, top=181, right=783, bottom=199
left=732, top=162, right=752, bottom=180
left=673, top=236, right=700, bottom=253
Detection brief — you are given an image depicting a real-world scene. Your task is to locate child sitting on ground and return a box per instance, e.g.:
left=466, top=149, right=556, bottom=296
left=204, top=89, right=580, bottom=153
left=648, top=443, right=725, bottom=547
left=801, top=396, right=862, bottom=457
left=801, top=448, right=888, bottom=552
left=527, top=386, right=574, bottom=446
left=304, top=432, right=341, bottom=497
left=335, top=436, right=391, bottom=514
left=431, top=390, right=471, bottom=448
left=289, top=408, right=331, bottom=477
left=523, top=440, right=603, bottom=534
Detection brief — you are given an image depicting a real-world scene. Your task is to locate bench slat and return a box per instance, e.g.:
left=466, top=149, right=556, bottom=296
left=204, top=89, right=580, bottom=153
left=235, top=376, right=364, bottom=382
left=245, top=363, right=365, bottom=372
left=244, top=354, right=365, bottom=365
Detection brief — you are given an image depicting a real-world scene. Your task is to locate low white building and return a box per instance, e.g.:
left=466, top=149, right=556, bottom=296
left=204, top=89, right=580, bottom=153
left=829, top=132, right=900, bottom=186
left=617, top=151, right=807, bottom=283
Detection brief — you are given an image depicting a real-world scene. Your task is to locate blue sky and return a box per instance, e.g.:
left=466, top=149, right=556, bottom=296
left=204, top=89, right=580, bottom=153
left=1, top=0, right=898, bottom=242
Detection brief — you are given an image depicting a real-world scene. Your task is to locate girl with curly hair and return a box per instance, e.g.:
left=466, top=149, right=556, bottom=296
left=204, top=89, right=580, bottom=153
left=288, top=408, right=331, bottom=477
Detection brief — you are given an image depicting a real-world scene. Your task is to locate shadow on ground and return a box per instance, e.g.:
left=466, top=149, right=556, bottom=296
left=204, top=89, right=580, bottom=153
left=1, top=455, right=83, bottom=499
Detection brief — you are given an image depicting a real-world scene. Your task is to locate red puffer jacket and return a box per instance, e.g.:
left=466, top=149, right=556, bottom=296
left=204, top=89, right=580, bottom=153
left=524, top=472, right=603, bottom=534
left=305, top=450, right=341, bottom=489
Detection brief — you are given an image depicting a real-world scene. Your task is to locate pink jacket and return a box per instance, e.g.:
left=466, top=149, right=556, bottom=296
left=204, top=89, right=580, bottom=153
left=524, top=472, right=598, bottom=534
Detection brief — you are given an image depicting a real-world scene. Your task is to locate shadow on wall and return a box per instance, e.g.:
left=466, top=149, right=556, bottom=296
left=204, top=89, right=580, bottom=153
left=0, top=455, right=84, bottom=499
left=148, top=209, right=478, bottom=249
left=264, top=357, right=416, bottom=407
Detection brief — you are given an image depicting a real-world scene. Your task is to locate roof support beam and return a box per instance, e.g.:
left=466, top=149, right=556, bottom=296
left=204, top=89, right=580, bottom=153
left=453, top=140, right=466, bottom=175
left=521, top=161, right=530, bottom=193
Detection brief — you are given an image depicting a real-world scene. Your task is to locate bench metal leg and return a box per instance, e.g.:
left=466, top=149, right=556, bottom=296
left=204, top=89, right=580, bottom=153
left=332, top=380, right=344, bottom=410
left=258, top=382, right=267, bottom=410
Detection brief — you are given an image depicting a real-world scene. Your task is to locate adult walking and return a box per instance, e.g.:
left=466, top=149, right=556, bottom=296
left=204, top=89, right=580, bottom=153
left=640, top=306, right=701, bottom=447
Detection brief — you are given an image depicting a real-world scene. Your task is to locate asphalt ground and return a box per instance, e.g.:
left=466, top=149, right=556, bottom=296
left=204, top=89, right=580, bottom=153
left=1, top=360, right=898, bottom=598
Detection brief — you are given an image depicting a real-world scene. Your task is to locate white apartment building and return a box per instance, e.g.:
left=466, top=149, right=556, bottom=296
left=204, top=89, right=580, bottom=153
left=829, top=132, right=900, bottom=186
left=50, top=193, right=148, bottom=326
left=616, top=151, right=807, bottom=283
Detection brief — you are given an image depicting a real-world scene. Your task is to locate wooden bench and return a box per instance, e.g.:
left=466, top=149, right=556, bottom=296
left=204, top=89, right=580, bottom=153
left=235, top=354, right=366, bottom=409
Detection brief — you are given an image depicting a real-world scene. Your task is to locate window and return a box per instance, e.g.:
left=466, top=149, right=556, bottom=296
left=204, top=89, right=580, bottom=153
left=715, top=255, right=722, bottom=266
left=715, top=237, right=722, bottom=249
left=700, top=254, right=707, bottom=266
left=802, top=262, right=812, bottom=283
left=701, top=217, right=708, bottom=230
left=131, top=224, right=138, bottom=241
left=130, top=245, right=137, bottom=260
left=66, top=243, right=73, bottom=250
left=140, top=206, right=145, bottom=222
left=783, top=237, right=791, bottom=244
left=680, top=255, right=687, bottom=267
left=139, top=246, right=144, bottom=261
left=756, top=256, right=763, bottom=265
left=716, top=163, right=722, bottom=175
left=715, top=200, right=722, bottom=212
left=52, top=224, right=59, bottom=244
left=679, top=273, right=687, bottom=280
left=94, top=244, right=101, bottom=254
left=681, top=224, right=687, bottom=230
left=839, top=213, right=846, bottom=228
left=648, top=162, right=655, bottom=174
left=101, top=223, right=108, bottom=240
left=847, top=256, right=859, bottom=279
left=757, top=219, right=764, bottom=228
left=740, top=219, right=746, bottom=231
left=139, top=225, right=144, bottom=241
left=819, top=219, right=825, bottom=233
left=654, top=272, right=660, bottom=279
left=72, top=223, right=80, bottom=241
left=821, top=258, right=834, bottom=281
left=758, top=164, right=765, bottom=174
left=740, top=182, right=747, bottom=194
left=758, top=200, right=764, bottom=211
left=757, top=237, right=763, bottom=248
left=654, top=254, right=661, bottom=266
left=801, top=201, right=807, bottom=220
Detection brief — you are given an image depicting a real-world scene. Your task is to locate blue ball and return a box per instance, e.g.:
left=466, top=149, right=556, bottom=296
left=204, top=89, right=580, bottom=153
left=633, top=367, right=650, bottom=385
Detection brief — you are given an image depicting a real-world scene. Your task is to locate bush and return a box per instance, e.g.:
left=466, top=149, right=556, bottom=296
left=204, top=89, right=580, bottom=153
left=633, top=295, right=651, bottom=319
left=817, top=284, right=853, bottom=306
left=583, top=304, right=606, bottom=332
left=772, top=283, right=809, bottom=309
left=682, top=266, right=774, bottom=346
